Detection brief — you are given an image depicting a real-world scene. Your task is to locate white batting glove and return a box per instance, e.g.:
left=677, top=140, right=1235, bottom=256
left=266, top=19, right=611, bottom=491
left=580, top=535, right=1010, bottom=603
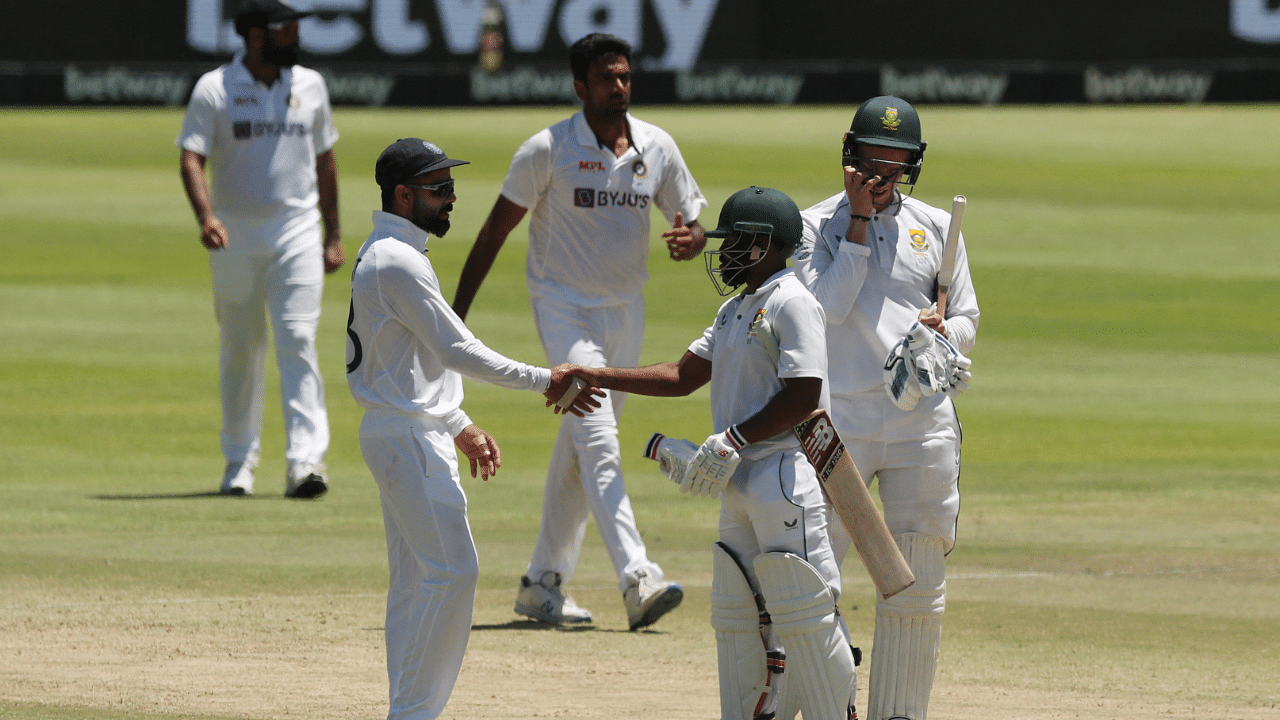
left=680, top=428, right=746, bottom=497
left=883, top=337, right=923, bottom=411
left=644, top=434, right=698, bottom=484
left=933, top=331, right=973, bottom=397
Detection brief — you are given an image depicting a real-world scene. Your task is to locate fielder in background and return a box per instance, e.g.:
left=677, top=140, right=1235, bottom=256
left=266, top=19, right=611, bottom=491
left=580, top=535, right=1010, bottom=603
left=346, top=138, right=597, bottom=720
left=793, top=95, right=979, bottom=720
left=452, top=32, right=707, bottom=630
left=565, top=187, right=858, bottom=720
left=177, top=0, right=344, bottom=498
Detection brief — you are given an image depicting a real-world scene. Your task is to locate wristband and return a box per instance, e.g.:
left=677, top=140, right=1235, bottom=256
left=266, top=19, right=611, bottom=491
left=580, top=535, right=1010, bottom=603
left=725, top=425, right=748, bottom=450
left=850, top=214, right=872, bottom=222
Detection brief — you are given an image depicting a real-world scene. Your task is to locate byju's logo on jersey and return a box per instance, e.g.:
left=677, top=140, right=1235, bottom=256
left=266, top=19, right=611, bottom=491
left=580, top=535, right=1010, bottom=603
left=573, top=188, right=652, bottom=209
left=232, top=120, right=309, bottom=141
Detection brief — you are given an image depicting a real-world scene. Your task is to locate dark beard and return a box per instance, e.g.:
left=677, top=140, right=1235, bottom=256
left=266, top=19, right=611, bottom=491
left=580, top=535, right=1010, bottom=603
left=262, top=38, right=299, bottom=67
left=413, top=196, right=451, bottom=237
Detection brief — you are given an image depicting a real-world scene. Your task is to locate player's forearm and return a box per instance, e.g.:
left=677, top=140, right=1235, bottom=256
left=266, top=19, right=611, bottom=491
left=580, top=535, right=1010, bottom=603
left=578, top=361, right=696, bottom=398
left=734, top=376, right=822, bottom=444
left=179, top=151, right=215, bottom=224
left=452, top=236, right=501, bottom=320
left=316, top=151, right=341, bottom=242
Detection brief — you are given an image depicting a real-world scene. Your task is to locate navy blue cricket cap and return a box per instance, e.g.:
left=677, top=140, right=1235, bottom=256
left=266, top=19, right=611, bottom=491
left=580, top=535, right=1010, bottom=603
left=235, top=0, right=311, bottom=33
left=376, top=138, right=469, bottom=190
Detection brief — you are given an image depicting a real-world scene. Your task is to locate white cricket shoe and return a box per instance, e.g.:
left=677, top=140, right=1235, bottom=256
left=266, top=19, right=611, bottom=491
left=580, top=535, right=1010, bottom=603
left=285, top=461, right=328, bottom=499
left=514, top=571, right=593, bottom=625
left=624, top=571, right=683, bottom=631
left=220, top=461, right=255, bottom=496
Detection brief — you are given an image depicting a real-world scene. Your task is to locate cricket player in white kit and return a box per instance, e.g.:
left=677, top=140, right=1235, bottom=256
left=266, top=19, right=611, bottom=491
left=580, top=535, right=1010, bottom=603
left=452, top=33, right=707, bottom=629
left=177, top=0, right=344, bottom=498
left=564, top=187, right=858, bottom=720
left=794, top=96, right=979, bottom=720
left=347, top=138, right=594, bottom=720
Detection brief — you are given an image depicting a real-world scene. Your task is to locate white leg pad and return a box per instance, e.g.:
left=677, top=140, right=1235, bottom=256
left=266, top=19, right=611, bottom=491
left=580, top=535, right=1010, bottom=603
left=867, top=533, right=946, bottom=720
left=754, top=552, right=856, bottom=720
left=712, top=543, right=783, bottom=720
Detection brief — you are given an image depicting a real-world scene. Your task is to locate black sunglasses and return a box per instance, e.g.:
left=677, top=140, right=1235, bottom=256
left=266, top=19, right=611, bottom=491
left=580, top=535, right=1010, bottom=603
left=403, top=179, right=455, bottom=197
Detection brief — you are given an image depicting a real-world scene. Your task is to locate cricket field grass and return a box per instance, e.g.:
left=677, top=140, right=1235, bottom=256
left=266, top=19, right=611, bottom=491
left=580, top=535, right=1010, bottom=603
left=0, top=104, right=1277, bottom=719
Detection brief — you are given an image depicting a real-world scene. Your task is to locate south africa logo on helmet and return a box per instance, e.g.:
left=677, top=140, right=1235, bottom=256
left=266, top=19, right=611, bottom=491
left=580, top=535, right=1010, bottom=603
left=882, top=106, right=901, bottom=132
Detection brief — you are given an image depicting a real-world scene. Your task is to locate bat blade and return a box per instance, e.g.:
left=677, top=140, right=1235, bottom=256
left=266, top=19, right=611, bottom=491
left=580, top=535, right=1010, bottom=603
left=794, top=410, right=914, bottom=599
left=936, top=195, right=966, bottom=317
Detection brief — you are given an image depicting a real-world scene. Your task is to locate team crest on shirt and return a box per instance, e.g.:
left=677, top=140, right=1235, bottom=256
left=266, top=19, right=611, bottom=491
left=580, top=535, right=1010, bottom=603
left=632, top=160, right=647, bottom=177
left=883, top=107, right=901, bottom=131
left=909, top=230, right=928, bottom=252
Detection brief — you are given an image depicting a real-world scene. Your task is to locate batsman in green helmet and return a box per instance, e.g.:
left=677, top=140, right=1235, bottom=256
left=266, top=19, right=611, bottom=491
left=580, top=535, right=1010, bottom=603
left=794, top=96, right=981, bottom=720
left=559, top=187, right=858, bottom=720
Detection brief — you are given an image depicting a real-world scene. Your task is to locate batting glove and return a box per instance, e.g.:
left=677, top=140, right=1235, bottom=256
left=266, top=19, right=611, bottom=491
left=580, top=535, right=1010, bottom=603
left=644, top=434, right=698, bottom=485
left=883, top=337, right=923, bottom=411
left=933, top=330, right=973, bottom=397
left=681, top=428, right=746, bottom=497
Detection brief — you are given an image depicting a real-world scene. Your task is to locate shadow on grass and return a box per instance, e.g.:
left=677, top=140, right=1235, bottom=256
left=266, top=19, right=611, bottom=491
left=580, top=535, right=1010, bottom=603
left=472, top=619, right=598, bottom=632
left=89, top=492, right=314, bottom=500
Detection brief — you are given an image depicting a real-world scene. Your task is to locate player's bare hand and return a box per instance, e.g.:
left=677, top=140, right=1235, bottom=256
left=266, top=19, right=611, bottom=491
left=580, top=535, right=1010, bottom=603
left=917, top=305, right=948, bottom=338
left=661, top=212, right=704, bottom=261
left=323, top=238, right=346, bottom=274
left=455, top=424, right=501, bottom=480
left=200, top=217, right=229, bottom=250
left=843, top=165, right=879, bottom=219
left=545, top=364, right=605, bottom=417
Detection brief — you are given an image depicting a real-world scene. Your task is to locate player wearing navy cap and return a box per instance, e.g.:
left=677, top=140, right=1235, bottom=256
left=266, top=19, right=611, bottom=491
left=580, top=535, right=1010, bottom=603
left=348, top=138, right=595, bottom=720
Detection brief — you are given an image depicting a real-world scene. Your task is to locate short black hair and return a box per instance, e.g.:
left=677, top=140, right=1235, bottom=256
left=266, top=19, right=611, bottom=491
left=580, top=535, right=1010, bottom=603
left=569, top=33, right=631, bottom=83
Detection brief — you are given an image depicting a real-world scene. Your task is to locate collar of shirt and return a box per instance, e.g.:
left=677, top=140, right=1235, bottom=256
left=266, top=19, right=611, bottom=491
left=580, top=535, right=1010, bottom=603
left=371, top=210, right=432, bottom=253
left=573, top=110, right=643, bottom=155
left=228, top=53, right=293, bottom=90
left=738, top=267, right=793, bottom=298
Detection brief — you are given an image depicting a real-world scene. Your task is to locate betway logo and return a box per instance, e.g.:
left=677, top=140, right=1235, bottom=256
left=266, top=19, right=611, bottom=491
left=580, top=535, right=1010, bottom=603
left=186, top=0, right=719, bottom=70
left=881, top=66, right=1008, bottom=105
left=64, top=65, right=192, bottom=106
left=471, top=67, right=575, bottom=103
left=315, top=68, right=395, bottom=106
left=1084, top=67, right=1212, bottom=103
left=675, top=68, right=804, bottom=104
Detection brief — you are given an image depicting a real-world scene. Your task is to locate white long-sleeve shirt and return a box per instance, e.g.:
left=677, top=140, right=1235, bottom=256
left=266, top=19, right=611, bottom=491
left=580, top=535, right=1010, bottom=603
left=346, top=211, right=550, bottom=435
left=794, top=192, right=979, bottom=397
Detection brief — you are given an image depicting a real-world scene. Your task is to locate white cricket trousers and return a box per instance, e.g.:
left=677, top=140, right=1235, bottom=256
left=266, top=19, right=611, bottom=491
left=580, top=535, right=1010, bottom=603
left=718, top=448, right=843, bottom=600
left=359, top=410, right=478, bottom=720
left=526, top=294, right=663, bottom=591
left=828, top=390, right=962, bottom=560
left=209, top=238, right=329, bottom=467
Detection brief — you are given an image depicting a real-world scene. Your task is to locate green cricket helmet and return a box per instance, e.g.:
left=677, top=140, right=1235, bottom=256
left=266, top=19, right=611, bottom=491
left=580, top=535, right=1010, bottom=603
left=842, top=95, right=927, bottom=186
left=703, top=186, right=802, bottom=295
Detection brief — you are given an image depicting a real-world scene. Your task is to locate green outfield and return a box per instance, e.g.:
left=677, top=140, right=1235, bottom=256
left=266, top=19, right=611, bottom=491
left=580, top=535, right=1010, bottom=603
left=1, top=105, right=1277, bottom=720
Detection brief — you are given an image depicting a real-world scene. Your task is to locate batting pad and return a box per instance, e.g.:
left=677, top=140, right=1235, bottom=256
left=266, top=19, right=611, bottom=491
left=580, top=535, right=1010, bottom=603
left=711, top=543, right=783, bottom=720
left=867, top=532, right=946, bottom=720
left=754, top=552, right=856, bottom=720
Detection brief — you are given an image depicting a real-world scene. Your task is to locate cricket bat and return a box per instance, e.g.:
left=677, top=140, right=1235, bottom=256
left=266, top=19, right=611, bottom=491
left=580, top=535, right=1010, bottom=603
left=794, top=410, right=915, bottom=599
left=935, top=195, right=966, bottom=318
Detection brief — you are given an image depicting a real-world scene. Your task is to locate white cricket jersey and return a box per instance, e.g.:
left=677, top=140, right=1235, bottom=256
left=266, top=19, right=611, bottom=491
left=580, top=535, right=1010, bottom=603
left=499, top=111, right=707, bottom=307
left=794, top=192, right=979, bottom=397
left=346, top=212, right=551, bottom=435
left=176, top=55, right=339, bottom=250
left=688, top=269, right=830, bottom=461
